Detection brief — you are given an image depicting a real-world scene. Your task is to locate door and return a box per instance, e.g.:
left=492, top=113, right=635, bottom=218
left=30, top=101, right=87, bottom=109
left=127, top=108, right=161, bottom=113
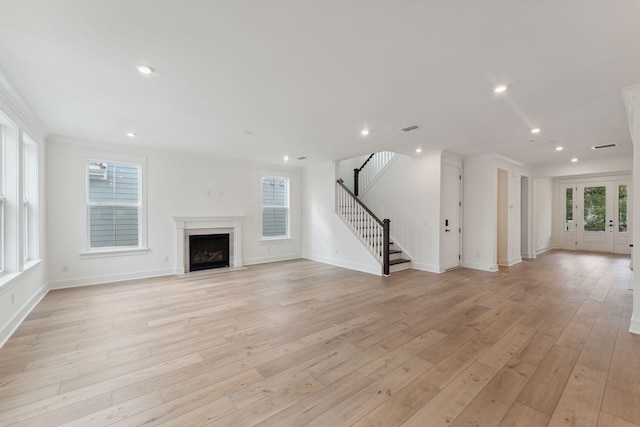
left=442, top=163, right=461, bottom=270
left=576, top=182, right=614, bottom=252
left=561, top=179, right=631, bottom=254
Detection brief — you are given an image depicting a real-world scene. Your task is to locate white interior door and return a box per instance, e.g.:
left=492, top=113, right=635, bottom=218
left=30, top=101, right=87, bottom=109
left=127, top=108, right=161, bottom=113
left=576, top=182, right=614, bottom=252
left=442, top=164, right=461, bottom=270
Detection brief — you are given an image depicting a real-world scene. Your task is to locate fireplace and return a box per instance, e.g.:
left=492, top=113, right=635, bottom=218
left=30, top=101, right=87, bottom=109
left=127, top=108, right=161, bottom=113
left=173, top=216, right=244, bottom=276
left=189, top=233, right=230, bottom=271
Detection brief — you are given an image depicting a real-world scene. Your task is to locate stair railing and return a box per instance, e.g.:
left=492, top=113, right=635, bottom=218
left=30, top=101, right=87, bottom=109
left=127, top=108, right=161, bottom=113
left=336, top=179, right=390, bottom=275
left=353, top=151, right=396, bottom=197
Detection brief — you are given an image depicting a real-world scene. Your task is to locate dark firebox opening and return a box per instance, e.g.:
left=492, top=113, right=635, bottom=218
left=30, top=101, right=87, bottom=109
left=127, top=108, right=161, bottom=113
left=189, top=234, right=230, bottom=272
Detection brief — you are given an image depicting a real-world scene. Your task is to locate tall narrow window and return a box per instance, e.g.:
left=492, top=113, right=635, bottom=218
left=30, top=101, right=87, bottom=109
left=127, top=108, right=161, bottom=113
left=0, top=125, right=5, bottom=271
left=87, top=161, right=141, bottom=248
left=261, top=176, right=289, bottom=239
left=22, top=134, right=38, bottom=262
left=618, top=184, right=628, bottom=232
left=565, top=187, right=574, bottom=232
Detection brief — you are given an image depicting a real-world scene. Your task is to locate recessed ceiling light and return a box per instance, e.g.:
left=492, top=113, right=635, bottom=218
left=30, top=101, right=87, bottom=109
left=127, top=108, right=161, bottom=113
left=283, top=155, right=289, bottom=162
left=571, top=158, right=579, bottom=162
left=126, top=132, right=136, bottom=138
left=137, top=65, right=154, bottom=75
left=416, top=148, right=422, bottom=153
left=494, top=85, right=507, bottom=93
left=531, top=128, right=541, bottom=134
left=555, top=146, right=563, bottom=151
left=361, top=129, right=370, bottom=137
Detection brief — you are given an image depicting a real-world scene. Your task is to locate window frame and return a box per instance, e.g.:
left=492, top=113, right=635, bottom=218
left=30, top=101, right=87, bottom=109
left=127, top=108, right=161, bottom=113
left=83, top=156, right=148, bottom=256
left=22, top=133, right=38, bottom=263
left=0, top=124, right=5, bottom=273
left=260, top=175, right=290, bottom=241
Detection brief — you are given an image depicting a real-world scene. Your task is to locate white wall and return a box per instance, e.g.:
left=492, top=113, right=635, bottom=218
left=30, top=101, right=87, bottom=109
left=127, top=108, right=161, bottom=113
left=532, top=157, right=632, bottom=179
left=533, top=177, right=553, bottom=254
left=462, top=154, right=530, bottom=271
left=358, top=152, right=442, bottom=272
left=337, top=154, right=370, bottom=193
left=623, top=84, right=640, bottom=334
left=302, top=162, right=380, bottom=275
left=46, top=139, right=303, bottom=288
left=0, top=76, right=48, bottom=347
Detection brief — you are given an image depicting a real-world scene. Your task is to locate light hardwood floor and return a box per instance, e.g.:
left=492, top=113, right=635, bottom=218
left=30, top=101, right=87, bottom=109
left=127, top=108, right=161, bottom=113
left=0, top=250, right=639, bottom=426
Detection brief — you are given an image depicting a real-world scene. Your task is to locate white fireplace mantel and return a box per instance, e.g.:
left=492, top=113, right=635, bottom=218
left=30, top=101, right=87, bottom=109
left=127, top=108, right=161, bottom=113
left=172, top=216, right=244, bottom=275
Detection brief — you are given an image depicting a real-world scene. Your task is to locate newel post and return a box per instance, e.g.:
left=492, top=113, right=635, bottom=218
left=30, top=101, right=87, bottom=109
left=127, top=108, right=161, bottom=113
left=383, top=218, right=390, bottom=276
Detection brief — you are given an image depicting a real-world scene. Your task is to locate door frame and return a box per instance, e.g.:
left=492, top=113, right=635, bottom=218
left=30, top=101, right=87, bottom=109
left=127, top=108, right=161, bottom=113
left=558, top=174, right=632, bottom=254
left=441, top=158, right=462, bottom=271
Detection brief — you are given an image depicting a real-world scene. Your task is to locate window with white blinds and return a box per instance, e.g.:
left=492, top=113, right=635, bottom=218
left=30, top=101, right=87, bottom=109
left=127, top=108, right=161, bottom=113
left=261, top=176, right=289, bottom=239
left=87, top=161, right=141, bottom=248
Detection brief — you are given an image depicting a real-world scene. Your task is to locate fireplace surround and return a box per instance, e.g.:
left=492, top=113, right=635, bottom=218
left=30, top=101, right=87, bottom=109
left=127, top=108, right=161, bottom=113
left=173, top=216, right=244, bottom=276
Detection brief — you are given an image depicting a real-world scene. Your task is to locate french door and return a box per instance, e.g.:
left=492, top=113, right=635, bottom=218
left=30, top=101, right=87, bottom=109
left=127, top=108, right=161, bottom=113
left=561, top=179, right=631, bottom=254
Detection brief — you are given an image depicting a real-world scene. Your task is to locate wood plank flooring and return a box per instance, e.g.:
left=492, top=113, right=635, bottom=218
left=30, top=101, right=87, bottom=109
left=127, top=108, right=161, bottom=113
left=0, top=250, right=638, bottom=426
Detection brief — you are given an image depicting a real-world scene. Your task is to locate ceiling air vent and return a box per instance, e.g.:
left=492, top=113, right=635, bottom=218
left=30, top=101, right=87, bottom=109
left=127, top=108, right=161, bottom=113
left=400, top=125, right=419, bottom=132
left=296, top=156, right=307, bottom=160
left=591, top=143, right=617, bottom=150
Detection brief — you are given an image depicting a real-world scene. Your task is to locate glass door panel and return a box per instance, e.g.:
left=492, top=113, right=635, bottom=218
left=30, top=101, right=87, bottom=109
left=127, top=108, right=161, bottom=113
left=583, top=186, right=607, bottom=232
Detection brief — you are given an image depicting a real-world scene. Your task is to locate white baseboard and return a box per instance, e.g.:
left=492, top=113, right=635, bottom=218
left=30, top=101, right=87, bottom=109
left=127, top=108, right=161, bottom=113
left=0, top=285, right=48, bottom=349
left=302, top=253, right=381, bottom=276
left=461, top=261, right=499, bottom=272
left=48, top=267, right=177, bottom=290
left=629, top=317, right=640, bottom=335
left=243, top=253, right=301, bottom=266
left=410, top=262, right=442, bottom=274
left=535, top=245, right=554, bottom=255
left=507, top=256, right=522, bottom=266
left=521, top=252, right=536, bottom=259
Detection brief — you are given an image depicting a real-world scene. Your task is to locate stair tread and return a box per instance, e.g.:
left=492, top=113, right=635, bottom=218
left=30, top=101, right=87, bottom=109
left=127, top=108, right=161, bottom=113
left=389, top=258, right=411, bottom=265
left=389, top=249, right=402, bottom=254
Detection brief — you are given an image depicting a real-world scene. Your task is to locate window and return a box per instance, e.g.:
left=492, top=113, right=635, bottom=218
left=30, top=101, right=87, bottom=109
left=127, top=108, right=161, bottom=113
left=87, top=160, right=141, bottom=249
left=22, top=133, right=38, bottom=262
left=0, top=125, right=5, bottom=272
left=565, top=187, right=574, bottom=232
left=261, top=175, right=289, bottom=239
left=619, top=184, right=628, bottom=232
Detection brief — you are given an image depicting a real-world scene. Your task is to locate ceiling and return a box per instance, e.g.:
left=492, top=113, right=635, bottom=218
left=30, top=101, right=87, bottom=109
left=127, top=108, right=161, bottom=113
left=0, top=1, right=639, bottom=167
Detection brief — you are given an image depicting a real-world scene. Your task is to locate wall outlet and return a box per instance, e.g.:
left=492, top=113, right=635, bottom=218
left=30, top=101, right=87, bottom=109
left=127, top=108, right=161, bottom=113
left=11, top=293, right=15, bottom=304
left=164, top=256, right=169, bottom=263
left=62, top=265, right=68, bottom=272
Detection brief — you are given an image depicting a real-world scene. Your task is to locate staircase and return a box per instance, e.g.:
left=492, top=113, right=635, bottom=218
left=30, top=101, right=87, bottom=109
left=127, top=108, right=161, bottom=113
left=354, top=151, right=397, bottom=197
left=336, top=179, right=411, bottom=275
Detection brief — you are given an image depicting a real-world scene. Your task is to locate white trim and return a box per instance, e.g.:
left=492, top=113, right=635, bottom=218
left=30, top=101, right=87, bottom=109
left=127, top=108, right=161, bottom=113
left=243, top=253, right=301, bottom=265
left=461, top=260, right=499, bottom=272
left=629, top=317, right=640, bottom=335
left=48, top=267, right=176, bottom=290
left=303, top=252, right=381, bottom=276
left=80, top=247, right=150, bottom=258
left=410, top=261, right=441, bottom=274
left=0, top=258, right=41, bottom=294
left=535, top=245, right=555, bottom=255
left=173, top=216, right=244, bottom=275
left=0, top=282, right=47, bottom=349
